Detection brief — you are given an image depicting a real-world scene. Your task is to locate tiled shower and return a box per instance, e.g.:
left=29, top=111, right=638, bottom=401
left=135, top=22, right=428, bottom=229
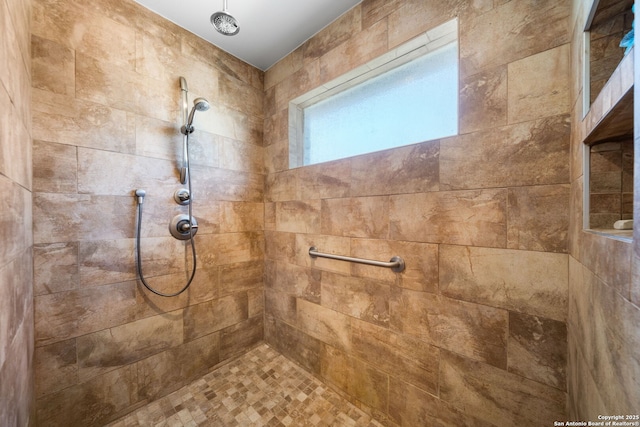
left=1, top=0, right=639, bottom=426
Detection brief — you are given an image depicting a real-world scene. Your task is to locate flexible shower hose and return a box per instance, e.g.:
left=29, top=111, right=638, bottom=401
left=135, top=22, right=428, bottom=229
left=134, top=136, right=197, bottom=297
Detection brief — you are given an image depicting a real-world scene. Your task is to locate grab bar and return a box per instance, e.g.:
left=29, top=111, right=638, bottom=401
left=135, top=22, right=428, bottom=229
left=308, top=247, right=405, bottom=272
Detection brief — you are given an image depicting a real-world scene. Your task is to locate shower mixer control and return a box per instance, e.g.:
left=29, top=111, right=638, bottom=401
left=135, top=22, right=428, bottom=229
left=174, top=189, right=191, bottom=205
left=170, top=214, right=198, bottom=240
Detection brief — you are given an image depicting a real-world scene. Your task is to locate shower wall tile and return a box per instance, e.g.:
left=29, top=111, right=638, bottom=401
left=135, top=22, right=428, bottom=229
left=352, top=318, right=439, bottom=395
left=507, top=44, right=571, bottom=124
left=350, top=141, right=440, bottom=197
left=33, top=193, right=135, bottom=243
left=183, top=293, right=248, bottom=342
left=319, top=19, right=388, bottom=84
left=265, top=169, right=299, bottom=202
left=219, top=315, right=264, bottom=360
left=0, top=84, right=32, bottom=190
left=508, top=311, right=567, bottom=390
left=219, top=73, right=263, bottom=120
left=388, top=377, right=492, bottom=427
left=34, top=339, right=77, bottom=398
left=303, top=6, right=362, bottom=63
left=390, top=289, right=508, bottom=368
left=459, top=65, right=508, bottom=134
left=35, top=281, right=138, bottom=346
left=219, top=137, right=265, bottom=174
left=295, top=233, right=352, bottom=275
left=459, top=0, right=569, bottom=78
left=32, top=0, right=136, bottom=69
left=440, top=115, right=571, bottom=190
left=350, top=239, right=438, bottom=293
left=320, top=271, right=390, bottom=327
left=33, top=140, right=77, bottom=193
left=321, top=196, right=389, bottom=239
left=264, top=316, right=323, bottom=376
left=136, top=331, right=220, bottom=403
left=298, top=160, right=351, bottom=200
left=275, top=200, right=321, bottom=234
left=0, top=176, right=33, bottom=266
left=267, top=261, right=321, bottom=304
left=32, top=88, right=136, bottom=154
left=361, top=0, right=400, bottom=31
left=36, top=365, right=139, bottom=427
left=75, top=53, right=175, bottom=122
left=507, top=184, right=570, bottom=253
left=134, top=115, right=186, bottom=164
left=319, top=344, right=389, bottom=414
left=264, top=48, right=303, bottom=91
left=389, top=189, right=507, bottom=248
left=247, top=288, right=264, bottom=317
left=264, top=289, right=297, bottom=323
left=275, top=60, right=321, bottom=112
left=439, top=351, right=565, bottom=426
left=33, top=242, right=79, bottom=296
left=297, top=299, right=352, bottom=352
left=439, top=245, right=568, bottom=322
left=219, top=260, right=264, bottom=297
left=193, top=166, right=264, bottom=202
left=31, top=35, right=75, bottom=96
left=77, top=312, right=183, bottom=382
left=265, top=231, right=297, bottom=264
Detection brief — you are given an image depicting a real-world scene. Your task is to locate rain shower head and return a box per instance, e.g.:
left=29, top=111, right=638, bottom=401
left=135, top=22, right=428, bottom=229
left=211, top=0, right=239, bottom=36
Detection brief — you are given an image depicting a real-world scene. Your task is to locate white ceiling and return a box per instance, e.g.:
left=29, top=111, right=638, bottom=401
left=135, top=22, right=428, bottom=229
left=133, top=0, right=362, bottom=71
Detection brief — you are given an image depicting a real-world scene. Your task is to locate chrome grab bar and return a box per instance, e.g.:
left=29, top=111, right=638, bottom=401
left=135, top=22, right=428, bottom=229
left=308, top=247, right=405, bottom=273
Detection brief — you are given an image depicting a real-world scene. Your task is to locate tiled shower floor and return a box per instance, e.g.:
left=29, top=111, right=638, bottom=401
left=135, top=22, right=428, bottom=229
left=107, top=344, right=384, bottom=427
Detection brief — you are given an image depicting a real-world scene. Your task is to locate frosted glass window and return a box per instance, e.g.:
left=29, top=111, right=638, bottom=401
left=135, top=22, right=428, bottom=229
left=301, top=41, right=458, bottom=166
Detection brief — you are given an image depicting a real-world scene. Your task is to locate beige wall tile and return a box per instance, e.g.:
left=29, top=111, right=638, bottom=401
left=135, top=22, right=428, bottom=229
left=508, top=44, right=571, bottom=123
left=507, top=184, right=570, bottom=253
left=0, top=87, right=32, bottom=189
left=295, top=233, right=352, bottom=275
left=439, top=351, right=565, bottom=426
left=32, top=88, right=136, bottom=154
left=34, top=339, right=77, bottom=398
left=264, top=47, right=303, bottom=91
left=298, top=160, right=351, bottom=200
left=265, top=316, right=322, bottom=376
left=183, top=293, right=248, bottom=342
left=352, top=319, right=439, bottom=395
left=275, top=200, right=321, bottom=234
left=508, top=312, right=567, bottom=390
left=390, top=189, right=507, bottom=248
left=440, top=115, right=571, bottom=190
left=350, top=239, right=439, bottom=293
left=390, top=289, right=508, bottom=368
left=320, top=345, right=388, bottom=413
left=320, top=271, right=390, bottom=327
left=350, top=141, right=439, bottom=197
left=297, top=299, right=352, bottom=352
left=264, top=289, right=297, bottom=323
left=77, top=312, right=183, bottom=382
left=321, top=196, right=389, bottom=239
left=34, top=242, right=78, bottom=296
left=31, top=35, right=74, bottom=96
left=267, top=261, right=321, bottom=304
left=220, top=315, right=263, bottom=360
left=460, top=66, right=508, bottom=134
left=440, top=245, right=568, bottom=321
left=36, top=365, right=138, bottom=427
left=35, top=281, right=138, bottom=346
left=304, top=6, right=362, bottom=62
left=459, top=0, right=570, bottom=78
left=319, top=19, right=388, bottom=83
left=388, top=377, right=492, bottom=427
left=33, top=140, right=77, bottom=193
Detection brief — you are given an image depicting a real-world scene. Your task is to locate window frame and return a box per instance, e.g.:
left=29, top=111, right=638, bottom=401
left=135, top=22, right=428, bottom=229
left=288, top=18, right=459, bottom=168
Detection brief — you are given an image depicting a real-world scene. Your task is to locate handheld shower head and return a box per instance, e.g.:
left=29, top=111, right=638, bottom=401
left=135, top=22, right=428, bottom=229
left=183, top=97, right=210, bottom=134
left=211, top=0, right=239, bottom=36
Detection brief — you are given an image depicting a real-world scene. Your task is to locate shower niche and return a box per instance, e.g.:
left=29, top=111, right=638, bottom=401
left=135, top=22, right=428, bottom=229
left=583, top=0, right=635, bottom=239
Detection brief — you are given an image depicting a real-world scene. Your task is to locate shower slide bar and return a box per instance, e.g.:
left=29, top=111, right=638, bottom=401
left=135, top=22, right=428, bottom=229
left=308, top=247, right=405, bottom=273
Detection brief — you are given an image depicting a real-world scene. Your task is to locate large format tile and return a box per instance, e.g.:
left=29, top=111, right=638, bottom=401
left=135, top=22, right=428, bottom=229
left=439, top=351, right=565, bottom=426
left=440, top=245, right=568, bottom=321
left=390, top=189, right=507, bottom=248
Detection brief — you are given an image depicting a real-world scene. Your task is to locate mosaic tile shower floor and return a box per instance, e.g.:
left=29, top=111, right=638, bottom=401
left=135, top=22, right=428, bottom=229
left=107, top=344, right=384, bottom=427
